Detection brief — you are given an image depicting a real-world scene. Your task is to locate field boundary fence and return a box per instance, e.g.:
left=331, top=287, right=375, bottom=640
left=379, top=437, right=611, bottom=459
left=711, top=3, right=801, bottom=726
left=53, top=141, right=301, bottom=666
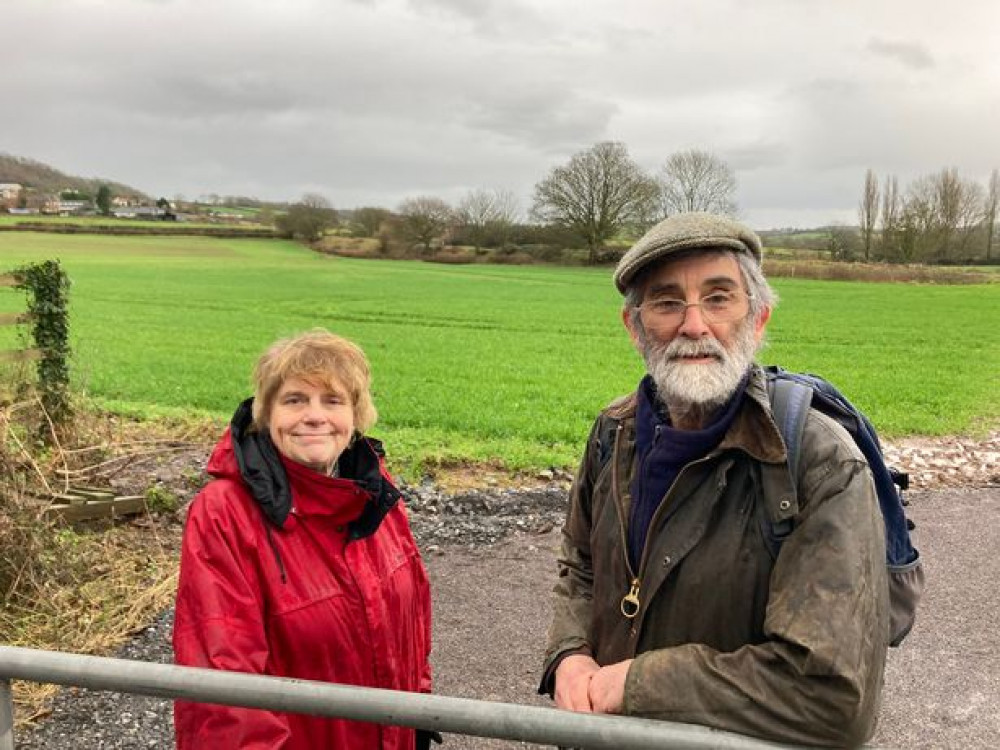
left=0, top=645, right=882, bottom=750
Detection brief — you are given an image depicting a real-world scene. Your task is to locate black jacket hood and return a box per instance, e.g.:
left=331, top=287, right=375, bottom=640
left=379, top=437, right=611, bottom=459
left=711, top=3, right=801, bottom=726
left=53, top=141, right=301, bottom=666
left=228, top=397, right=401, bottom=540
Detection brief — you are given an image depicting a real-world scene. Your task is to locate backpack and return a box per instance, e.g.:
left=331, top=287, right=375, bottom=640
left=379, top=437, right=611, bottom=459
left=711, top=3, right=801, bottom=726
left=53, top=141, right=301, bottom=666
left=764, top=365, right=924, bottom=646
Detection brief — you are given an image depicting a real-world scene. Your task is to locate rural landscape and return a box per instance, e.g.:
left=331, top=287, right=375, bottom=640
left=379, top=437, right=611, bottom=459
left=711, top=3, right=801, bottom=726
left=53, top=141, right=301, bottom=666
left=1, top=145, right=999, bottom=749
left=5, top=0, right=1000, bottom=746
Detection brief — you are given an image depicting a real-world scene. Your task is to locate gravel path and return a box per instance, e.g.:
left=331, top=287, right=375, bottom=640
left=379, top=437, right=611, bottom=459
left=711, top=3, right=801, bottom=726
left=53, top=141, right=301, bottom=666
left=15, top=481, right=1000, bottom=749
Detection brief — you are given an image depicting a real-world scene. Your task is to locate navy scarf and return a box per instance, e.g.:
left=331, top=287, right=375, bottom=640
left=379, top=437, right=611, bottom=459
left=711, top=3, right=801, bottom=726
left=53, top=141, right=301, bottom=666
left=627, top=374, right=748, bottom=570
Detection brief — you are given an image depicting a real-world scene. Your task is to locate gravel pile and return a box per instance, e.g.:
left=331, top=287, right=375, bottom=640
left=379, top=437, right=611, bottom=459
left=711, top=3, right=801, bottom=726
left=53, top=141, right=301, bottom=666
left=400, top=480, right=570, bottom=550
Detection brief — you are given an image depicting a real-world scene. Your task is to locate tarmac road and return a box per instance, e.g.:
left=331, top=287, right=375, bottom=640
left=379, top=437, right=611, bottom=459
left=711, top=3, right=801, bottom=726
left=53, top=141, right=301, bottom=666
left=426, top=486, right=1000, bottom=749
left=872, top=487, right=1000, bottom=749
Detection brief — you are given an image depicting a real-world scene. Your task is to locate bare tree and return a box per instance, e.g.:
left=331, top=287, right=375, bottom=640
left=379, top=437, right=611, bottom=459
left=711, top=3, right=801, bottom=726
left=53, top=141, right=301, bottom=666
left=531, top=141, right=659, bottom=264
left=932, top=168, right=984, bottom=260
left=985, top=169, right=999, bottom=262
left=275, top=193, right=337, bottom=242
left=349, top=206, right=393, bottom=238
left=457, top=188, right=519, bottom=249
left=894, top=169, right=986, bottom=262
left=956, top=182, right=985, bottom=257
left=858, top=169, right=879, bottom=261
left=880, top=175, right=901, bottom=261
left=397, top=196, right=454, bottom=253
left=901, top=176, right=941, bottom=262
left=659, top=149, right=737, bottom=217
left=827, top=223, right=860, bottom=261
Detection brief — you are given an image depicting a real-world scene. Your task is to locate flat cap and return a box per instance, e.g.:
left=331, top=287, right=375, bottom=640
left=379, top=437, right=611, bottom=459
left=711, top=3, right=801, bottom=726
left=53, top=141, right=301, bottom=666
left=613, top=212, right=762, bottom=294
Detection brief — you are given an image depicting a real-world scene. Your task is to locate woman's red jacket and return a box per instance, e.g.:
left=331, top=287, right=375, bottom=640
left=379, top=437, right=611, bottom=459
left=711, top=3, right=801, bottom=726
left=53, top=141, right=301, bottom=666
left=173, top=418, right=432, bottom=749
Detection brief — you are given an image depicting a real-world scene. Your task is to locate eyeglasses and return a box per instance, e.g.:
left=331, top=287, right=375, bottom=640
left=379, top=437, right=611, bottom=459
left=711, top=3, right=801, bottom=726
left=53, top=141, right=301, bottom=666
left=639, top=290, right=752, bottom=325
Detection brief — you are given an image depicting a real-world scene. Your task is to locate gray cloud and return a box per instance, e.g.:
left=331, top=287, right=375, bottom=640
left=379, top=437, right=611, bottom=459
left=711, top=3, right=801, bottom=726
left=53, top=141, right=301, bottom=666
left=463, top=87, right=617, bottom=151
left=866, top=38, right=935, bottom=70
left=2, top=0, right=998, bottom=229
left=410, top=0, right=548, bottom=38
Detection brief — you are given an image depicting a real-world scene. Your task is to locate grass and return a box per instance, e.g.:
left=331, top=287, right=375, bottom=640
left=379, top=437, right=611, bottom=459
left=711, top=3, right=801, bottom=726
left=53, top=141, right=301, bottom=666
left=1, top=523, right=179, bottom=721
left=203, top=205, right=261, bottom=218
left=1, top=231, right=998, bottom=475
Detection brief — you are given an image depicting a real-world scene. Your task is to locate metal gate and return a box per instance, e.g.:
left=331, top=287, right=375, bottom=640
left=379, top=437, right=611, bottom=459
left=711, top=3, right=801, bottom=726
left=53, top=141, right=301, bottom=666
left=0, top=645, right=851, bottom=749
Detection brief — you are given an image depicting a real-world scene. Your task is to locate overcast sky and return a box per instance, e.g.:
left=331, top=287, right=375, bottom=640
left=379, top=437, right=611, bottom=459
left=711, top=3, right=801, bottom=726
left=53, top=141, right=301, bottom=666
left=4, top=0, right=999, bottom=229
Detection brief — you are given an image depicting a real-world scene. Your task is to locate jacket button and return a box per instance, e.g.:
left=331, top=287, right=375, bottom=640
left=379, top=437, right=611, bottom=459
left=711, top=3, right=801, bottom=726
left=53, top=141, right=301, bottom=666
left=779, top=499, right=791, bottom=511
left=662, top=555, right=672, bottom=568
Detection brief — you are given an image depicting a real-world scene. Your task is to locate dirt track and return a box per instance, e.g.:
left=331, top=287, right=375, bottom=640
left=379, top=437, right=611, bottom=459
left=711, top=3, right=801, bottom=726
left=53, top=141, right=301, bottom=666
left=426, top=487, right=1000, bottom=749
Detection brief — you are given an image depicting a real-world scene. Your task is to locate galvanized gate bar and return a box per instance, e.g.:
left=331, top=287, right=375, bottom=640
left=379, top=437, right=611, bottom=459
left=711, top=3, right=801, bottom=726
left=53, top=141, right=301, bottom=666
left=0, top=646, right=883, bottom=749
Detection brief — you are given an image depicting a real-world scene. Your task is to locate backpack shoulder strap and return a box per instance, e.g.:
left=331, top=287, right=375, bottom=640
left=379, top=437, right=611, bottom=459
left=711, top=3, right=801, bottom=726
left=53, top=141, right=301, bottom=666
left=762, top=374, right=813, bottom=558
left=767, top=376, right=812, bottom=483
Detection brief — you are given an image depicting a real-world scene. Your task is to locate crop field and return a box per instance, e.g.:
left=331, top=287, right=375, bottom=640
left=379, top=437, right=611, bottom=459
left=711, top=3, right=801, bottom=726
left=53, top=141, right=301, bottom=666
left=0, top=215, right=246, bottom=230
left=1, top=232, right=998, bottom=472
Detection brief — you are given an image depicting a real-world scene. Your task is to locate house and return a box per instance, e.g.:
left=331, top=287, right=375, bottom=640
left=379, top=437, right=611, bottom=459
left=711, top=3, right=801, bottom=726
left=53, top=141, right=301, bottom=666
left=0, top=182, right=23, bottom=209
left=111, top=205, right=172, bottom=220
left=0, top=183, right=23, bottom=200
left=57, top=199, right=91, bottom=215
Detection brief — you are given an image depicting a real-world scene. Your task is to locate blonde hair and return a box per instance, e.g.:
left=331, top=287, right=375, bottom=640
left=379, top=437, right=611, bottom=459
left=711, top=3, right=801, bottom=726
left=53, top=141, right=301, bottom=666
left=251, top=329, right=378, bottom=433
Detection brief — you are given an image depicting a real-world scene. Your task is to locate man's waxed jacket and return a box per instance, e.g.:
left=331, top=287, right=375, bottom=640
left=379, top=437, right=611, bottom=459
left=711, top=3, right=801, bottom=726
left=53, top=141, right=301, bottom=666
left=541, top=366, right=890, bottom=748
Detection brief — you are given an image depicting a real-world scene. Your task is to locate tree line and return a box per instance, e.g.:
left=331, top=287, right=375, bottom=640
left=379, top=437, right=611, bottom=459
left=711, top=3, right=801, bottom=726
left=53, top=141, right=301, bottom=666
left=278, top=143, right=737, bottom=263
left=857, top=167, right=999, bottom=264
left=284, top=142, right=998, bottom=267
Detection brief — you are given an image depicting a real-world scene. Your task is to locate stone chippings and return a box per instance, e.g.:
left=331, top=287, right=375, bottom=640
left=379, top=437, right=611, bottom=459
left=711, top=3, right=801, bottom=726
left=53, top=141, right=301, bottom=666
left=398, top=477, right=572, bottom=551
left=16, top=611, right=177, bottom=749
left=883, top=431, right=1000, bottom=490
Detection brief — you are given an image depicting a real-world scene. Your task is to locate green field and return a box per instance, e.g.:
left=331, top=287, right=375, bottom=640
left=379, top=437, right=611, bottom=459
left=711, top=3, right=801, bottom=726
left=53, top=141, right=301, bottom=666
left=1, top=232, right=998, bottom=473
left=0, top=215, right=250, bottom=230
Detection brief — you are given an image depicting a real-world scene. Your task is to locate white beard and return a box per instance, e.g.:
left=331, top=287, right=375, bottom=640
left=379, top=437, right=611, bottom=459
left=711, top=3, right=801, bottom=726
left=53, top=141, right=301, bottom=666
left=641, top=319, right=759, bottom=411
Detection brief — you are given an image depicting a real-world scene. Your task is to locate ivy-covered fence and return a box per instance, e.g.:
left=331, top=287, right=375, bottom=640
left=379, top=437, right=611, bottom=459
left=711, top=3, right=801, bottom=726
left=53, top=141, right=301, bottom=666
left=0, top=259, right=71, bottom=426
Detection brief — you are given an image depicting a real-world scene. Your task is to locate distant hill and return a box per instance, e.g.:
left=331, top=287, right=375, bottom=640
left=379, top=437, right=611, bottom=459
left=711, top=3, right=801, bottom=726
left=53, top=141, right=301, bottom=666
left=0, top=153, right=147, bottom=199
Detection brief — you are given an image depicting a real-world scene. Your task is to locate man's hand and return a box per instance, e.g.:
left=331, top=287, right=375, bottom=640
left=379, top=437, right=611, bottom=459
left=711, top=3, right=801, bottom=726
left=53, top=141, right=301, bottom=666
left=588, top=659, right=633, bottom=714
left=554, top=654, right=600, bottom=712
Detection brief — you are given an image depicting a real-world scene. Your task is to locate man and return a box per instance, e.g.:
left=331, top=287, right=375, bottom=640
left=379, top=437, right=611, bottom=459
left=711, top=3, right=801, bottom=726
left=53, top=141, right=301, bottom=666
left=540, top=213, right=889, bottom=747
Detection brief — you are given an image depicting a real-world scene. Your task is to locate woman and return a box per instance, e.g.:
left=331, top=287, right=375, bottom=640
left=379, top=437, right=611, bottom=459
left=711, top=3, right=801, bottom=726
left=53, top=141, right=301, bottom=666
left=173, top=330, right=434, bottom=749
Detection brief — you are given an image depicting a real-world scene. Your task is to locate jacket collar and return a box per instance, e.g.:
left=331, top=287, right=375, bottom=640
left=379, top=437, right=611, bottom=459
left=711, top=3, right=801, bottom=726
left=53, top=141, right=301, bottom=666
left=720, top=366, right=789, bottom=466
left=227, top=398, right=401, bottom=538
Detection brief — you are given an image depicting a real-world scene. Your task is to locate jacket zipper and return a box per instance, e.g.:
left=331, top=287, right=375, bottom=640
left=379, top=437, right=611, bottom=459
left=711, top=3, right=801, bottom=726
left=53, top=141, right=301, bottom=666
left=614, top=426, right=719, bottom=622
left=612, top=422, right=642, bottom=619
